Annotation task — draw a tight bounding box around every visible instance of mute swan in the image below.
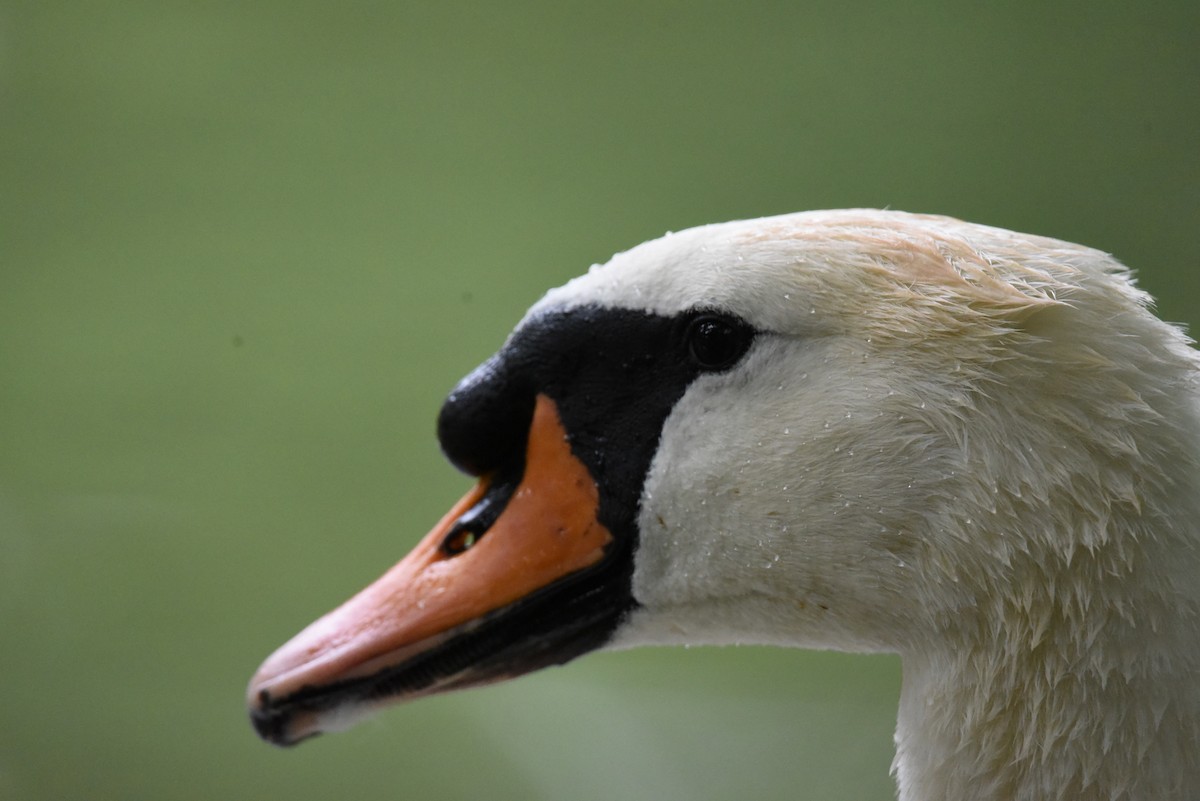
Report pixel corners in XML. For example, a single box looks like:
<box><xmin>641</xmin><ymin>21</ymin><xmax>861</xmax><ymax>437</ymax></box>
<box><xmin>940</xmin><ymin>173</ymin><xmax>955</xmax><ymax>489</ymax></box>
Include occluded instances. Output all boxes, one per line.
<box><xmin>248</xmin><ymin>210</ymin><xmax>1200</xmax><ymax>800</ymax></box>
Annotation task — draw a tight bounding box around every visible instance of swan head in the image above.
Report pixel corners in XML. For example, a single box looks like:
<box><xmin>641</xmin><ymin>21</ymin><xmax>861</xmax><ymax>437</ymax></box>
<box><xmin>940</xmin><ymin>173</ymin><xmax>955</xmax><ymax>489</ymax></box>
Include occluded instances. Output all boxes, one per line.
<box><xmin>247</xmin><ymin>210</ymin><xmax>1200</xmax><ymax>749</ymax></box>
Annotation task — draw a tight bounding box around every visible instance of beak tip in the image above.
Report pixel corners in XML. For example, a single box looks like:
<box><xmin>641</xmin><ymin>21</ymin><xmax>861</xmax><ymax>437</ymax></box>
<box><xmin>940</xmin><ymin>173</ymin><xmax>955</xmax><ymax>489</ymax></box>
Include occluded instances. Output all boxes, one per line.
<box><xmin>248</xmin><ymin>687</ymin><xmax>283</xmax><ymax>744</ymax></box>
<box><xmin>248</xmin><ymin>691</ymin><xmax>321</xmax><ymax>748</ymax></box>
<box><xmin>246</xmin><ymin>679</ymin><xmax>303</xmax><ymax>747</ymax></box>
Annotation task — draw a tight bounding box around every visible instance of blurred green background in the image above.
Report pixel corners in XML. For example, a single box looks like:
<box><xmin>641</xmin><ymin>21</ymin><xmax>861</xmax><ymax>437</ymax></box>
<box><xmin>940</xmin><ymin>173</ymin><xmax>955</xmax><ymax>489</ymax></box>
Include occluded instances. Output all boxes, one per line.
<box><xmin>2</xmin><ymin>2</ymin><xmax>1197</xmax><ymax>800</ymax></box>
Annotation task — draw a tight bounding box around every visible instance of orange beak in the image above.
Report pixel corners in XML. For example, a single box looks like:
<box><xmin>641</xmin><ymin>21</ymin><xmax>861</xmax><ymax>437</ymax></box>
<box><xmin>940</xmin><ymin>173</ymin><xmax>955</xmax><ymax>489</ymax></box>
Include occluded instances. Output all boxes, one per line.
<box><xmin>247</xmin><ymin>394</ymin><xmax>615</xmax><ymax>745</ymax></box>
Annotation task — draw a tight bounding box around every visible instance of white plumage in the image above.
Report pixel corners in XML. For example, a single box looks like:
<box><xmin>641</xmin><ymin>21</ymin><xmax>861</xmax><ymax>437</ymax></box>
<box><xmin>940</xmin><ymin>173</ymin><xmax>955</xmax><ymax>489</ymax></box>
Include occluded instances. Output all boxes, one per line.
<box><xmin>545</xmin><ymin>210</ymin><xmax>1200</xmax><ymax>800</ymax></box>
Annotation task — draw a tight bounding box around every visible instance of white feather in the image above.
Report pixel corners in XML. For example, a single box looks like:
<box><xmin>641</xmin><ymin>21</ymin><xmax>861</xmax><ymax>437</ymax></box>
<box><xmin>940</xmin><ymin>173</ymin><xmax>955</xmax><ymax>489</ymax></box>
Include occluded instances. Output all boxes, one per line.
<box><xmin>539</xmin><ymin>210</ymin><xmax>1200</xmax><ymax>801</ymax></box>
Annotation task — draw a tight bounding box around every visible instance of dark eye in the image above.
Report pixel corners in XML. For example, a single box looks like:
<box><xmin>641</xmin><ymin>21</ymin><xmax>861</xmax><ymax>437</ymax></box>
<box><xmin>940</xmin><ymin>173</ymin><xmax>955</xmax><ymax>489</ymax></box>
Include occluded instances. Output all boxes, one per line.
<box><xmin>685</xmin><ymin>313</ymin><xmax>754</xmax><ymax>371</ymax></box>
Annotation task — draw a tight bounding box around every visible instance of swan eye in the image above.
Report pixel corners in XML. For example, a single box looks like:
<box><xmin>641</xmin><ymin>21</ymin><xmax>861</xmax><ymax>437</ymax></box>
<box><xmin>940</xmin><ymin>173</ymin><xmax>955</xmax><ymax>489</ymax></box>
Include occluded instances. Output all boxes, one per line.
<box><xmin>685</xmin><ymin>313</ymin><xmax>754</xmax><ymax>371</ymax></box>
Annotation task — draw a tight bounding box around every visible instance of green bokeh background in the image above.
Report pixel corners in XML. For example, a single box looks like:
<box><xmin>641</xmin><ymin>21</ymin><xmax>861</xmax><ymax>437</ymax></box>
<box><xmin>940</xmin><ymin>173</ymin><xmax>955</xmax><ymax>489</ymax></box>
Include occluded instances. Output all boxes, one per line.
<box><xmin>2</xmin><ymin>3</ymin><xmax>1197</xmax><ymax>800</ymax></box>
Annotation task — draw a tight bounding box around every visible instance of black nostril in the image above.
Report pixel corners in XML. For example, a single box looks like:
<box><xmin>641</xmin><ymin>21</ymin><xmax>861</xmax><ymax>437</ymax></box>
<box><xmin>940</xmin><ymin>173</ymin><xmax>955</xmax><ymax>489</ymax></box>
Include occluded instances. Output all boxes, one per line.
<box><xmin>437</xmin><ymin>353</ymin><xmax>535</xmax><ymax>477</ymax></box>
<box><xmin>439</xmin><ymin>471</ymin><xmax>521</xmax><ymax>556</ymax></box>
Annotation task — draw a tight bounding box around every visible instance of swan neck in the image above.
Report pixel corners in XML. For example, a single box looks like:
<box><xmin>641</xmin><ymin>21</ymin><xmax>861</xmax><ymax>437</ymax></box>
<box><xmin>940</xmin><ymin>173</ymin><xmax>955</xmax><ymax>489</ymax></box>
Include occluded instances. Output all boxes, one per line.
<box><xmin>894</xmin><ymin>624</ymin><xmax>1200</xmax><ymax>801</ymax></box>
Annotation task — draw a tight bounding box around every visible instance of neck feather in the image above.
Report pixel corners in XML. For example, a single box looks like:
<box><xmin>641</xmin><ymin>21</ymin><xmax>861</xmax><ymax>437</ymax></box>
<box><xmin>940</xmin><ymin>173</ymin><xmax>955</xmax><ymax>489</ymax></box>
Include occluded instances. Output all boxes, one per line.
<box><xmin>894</xmin><ymin>505</ymin><xmax>1200</xmax><ymax>801</ymax></box>
<box><xmin>887</xmin><ymin>294</ymin><xmax>1200</xmax><ymax>801</ymax></box>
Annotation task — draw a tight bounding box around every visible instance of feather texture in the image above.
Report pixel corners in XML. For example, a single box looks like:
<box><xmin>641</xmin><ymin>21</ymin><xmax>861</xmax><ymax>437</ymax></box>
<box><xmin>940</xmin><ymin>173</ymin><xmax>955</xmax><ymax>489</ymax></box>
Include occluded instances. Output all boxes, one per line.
<box><xmin>540</xmin><ymin>210</ymin><xmax>1200</xmax><ymax>800</ymax></box>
